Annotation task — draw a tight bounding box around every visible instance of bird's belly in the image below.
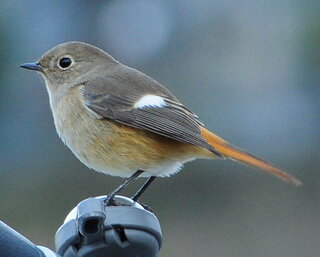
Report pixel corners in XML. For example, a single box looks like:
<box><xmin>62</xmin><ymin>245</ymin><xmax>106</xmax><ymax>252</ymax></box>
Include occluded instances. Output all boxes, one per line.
<box><xmin>63</xmin><ymin>118</ymin><xmax>203</xmax><ymax>177</ymax></box>
<box><xmin>52</xmin><ymin>87</ymin><xmax>213</xmax><ymax>177</ymax></box>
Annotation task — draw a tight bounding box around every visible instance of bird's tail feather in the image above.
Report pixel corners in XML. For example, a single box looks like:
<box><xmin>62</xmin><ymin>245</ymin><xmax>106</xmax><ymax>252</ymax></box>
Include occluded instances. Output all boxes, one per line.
<box><xmin>200</xmin><ymin>127</ymin><xmax>302</xmax><ymax>186</ymax></box>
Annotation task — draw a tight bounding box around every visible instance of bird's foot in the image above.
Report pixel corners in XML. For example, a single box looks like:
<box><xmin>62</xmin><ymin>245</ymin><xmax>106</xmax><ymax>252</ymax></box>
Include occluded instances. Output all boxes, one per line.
<box><xmin>104</xmin><ymin>170</ymin><xmax>144</xmax><ymax>206</ymax></box>
<box><xmin>135</xmin><ymin>200</ymin><xmax>154</xmax><ymax>213</ymax></box>
<box><xmin>104</xmin><ymin>194</ymin><xmax>116</xmax><ymax>206</ymax></box>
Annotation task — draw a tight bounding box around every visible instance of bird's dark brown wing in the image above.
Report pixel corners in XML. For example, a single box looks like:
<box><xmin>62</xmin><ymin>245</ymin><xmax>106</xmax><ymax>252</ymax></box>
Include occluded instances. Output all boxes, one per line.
<box><xmin>82</xmin><ymin>77</ymin><xmax>222</xmax><ymax>156</ymax></box>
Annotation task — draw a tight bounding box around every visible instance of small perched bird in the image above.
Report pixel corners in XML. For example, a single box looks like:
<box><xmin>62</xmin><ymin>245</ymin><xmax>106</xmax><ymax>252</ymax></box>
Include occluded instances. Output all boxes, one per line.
<box><xmin>21</xmin><ymin>42</ymin><xmax>301</xmax><ymax>204</ymax></box>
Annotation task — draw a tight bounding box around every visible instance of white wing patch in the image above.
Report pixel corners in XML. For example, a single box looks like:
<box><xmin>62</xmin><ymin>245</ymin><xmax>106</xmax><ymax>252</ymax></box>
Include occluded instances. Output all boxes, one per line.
<box><xmin>134</xmin><ymin>94</ymin><xmax>166</xmax><ymax>109</ymax></box>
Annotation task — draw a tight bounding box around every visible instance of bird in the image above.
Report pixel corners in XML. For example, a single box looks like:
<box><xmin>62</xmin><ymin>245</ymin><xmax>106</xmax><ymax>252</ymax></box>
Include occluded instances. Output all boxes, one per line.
<box><xmin>20</xmin><ymin>42</ymin><xmax>301</xmax><ymax>204</ymax></box>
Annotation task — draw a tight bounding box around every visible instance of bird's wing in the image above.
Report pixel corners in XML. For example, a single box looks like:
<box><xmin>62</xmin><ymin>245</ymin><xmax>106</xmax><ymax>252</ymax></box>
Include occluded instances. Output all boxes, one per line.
<box><xmin>81</xmin><ymin>76</ymin><xmax>301</xmax><ymax>186</ymax></box>
<box><xmin>81</xmin><ymin>77</ymin><xmax>222</xmax><ymax>156</ymax></box>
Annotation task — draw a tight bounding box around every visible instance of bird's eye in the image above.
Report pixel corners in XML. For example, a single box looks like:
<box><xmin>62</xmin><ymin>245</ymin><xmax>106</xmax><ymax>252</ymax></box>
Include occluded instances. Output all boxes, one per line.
<box><xmin>58</xmin><ymin>57</ymin><xmax>72</xmax><ymax>69</ymax></box>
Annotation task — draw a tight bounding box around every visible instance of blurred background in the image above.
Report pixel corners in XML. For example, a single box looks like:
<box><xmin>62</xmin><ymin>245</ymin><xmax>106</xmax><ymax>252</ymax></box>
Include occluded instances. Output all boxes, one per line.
<box><xmin>0</xmin><ymin>1</ymin><xmax>319</xmax><ymax>256</ymax></box>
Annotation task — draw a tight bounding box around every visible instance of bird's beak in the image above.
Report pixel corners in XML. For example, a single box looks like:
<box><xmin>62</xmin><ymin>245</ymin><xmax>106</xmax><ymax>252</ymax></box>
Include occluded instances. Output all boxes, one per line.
<box><xmin>20</xmin><ymin>62</ymin><xmax>43</xmax><ymax>72</ymax></box>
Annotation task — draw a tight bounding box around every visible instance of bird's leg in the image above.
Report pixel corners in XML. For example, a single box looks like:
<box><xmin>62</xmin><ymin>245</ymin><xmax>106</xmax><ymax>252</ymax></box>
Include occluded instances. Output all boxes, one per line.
<box><xmin>104</xmin><ymin>170</ymin><xmax>144</xmax><ymax>205</ymax></box>
<box><xmin>131</xmin><ymin>176</ymin><xmax>157</xmax><ymax>202</ymax></box>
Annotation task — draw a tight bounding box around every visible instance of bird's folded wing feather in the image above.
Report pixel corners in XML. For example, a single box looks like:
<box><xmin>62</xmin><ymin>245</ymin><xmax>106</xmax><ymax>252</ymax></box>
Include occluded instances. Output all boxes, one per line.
<box><xmin>81</xmin><ymin>77</ymin><xmax>222</xmax><ymax>156</ymax></box>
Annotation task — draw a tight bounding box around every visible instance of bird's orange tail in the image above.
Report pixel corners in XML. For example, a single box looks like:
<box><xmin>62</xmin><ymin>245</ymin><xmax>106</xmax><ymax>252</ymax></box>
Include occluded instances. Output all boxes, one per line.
<box><xmin>200</xmin><ymin>127</ymin><xmax>302</xmax><ymax>186</ymax></box>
